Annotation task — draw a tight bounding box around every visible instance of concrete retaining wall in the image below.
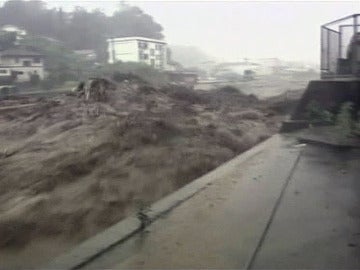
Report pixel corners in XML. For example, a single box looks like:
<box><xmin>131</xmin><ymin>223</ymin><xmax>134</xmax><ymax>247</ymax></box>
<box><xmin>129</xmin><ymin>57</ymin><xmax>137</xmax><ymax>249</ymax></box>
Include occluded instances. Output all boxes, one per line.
<box><xmin>291</xmin><ymin>79</ymin><xmax>360</xmax><ymax>120</ymax></box>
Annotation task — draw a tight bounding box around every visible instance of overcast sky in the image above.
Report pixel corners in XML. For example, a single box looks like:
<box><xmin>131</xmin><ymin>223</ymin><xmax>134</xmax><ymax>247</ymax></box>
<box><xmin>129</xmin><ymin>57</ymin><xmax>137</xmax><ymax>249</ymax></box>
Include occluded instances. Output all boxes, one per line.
<box><xmin>8</xmin><ymin>1</ymin><xmax>360</xmax><ymax>63</ymax></box>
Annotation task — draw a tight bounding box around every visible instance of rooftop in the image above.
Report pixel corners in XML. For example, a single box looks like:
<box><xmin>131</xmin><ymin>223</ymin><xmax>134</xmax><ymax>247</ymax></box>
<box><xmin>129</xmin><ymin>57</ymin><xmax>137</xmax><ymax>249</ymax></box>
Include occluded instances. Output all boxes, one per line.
<box><xmin>0</xmin><ymin>48</ymin><xmax>43</xmax><ymax>57</ymax></box>
<box><xmin>74</xmin><ymin>50</ymin><xmax>96</xmax><ymax>54</ymax></box>
<box><xmin>106</xmin><ymin>36</ymin><xmax>167</xmax><ymax>44</ymax></box>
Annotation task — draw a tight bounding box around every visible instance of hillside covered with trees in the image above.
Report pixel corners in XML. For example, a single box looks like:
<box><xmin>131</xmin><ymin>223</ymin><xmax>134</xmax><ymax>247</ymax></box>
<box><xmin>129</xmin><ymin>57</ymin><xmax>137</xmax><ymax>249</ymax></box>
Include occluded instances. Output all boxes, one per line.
<box><xmin>0</xmin><ymin>0</ymin><xmax>165</xmax><ymax>61</ymax></box>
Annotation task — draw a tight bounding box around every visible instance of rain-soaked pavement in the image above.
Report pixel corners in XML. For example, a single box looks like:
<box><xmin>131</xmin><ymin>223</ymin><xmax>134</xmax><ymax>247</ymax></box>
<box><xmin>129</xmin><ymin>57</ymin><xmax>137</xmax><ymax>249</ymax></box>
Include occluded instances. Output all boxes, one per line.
<box><xmin>79</xmin><ymin>135</ymin><xmax>360</xmax><ymax>269</ymax></box>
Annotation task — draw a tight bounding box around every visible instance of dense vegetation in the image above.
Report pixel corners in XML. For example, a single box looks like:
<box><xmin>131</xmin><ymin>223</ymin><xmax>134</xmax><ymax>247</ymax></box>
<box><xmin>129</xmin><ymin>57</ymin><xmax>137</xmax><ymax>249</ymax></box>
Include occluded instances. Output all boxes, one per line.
<box><xmin>0</xmin><ymin>0</ymin><xmax>168</xmax><ymax>89</ymax></box>
<box><xmin>306</xmin><ymin>101</ymin><xmax>360</xmax><ymax>137</ymax></box>
<box><xmin>0</xmin><ymin>0</ymin><xmax>164</xmax><ymax>62</ymax></box>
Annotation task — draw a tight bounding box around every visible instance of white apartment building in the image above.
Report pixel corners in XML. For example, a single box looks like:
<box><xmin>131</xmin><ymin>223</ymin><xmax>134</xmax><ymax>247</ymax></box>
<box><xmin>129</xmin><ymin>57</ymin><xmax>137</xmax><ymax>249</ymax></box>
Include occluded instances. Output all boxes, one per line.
<box><xmin>107</xmin><ymin>37</ymin><xmax>167</xmax><ymax>69</ymax></box>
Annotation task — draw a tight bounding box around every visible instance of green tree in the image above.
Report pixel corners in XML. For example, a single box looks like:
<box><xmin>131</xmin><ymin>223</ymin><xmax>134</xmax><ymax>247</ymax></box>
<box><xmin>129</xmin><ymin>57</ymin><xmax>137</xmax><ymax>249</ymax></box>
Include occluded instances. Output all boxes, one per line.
<box><xmin>0</xmin><ymin>31</ymin><xmax>17</xmax><ymax>50</ymax></box>
<box><xmin>335</xmin><ymin>102</ymin><xmax>354</xmax><ymax>136</ymax></box>
<box><xmin>19</xmin><ymin>36</ymin><xmax>89</xmax><ymax>85</ymax></box>
<box><xmin>0</xmin><ymin>0</ymin><xmax>165</xmax><ymax>62</ymax></box>
<box><xmin>108</xmin><ymin>6</ymin><xmax>163</xmax><ymax>39</ymax></box>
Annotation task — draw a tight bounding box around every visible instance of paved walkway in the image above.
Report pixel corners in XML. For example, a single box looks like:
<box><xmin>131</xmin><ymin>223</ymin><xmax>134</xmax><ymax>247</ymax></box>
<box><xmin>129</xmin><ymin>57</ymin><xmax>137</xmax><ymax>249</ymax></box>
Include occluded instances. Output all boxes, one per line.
<box><xmin>75</xmin><ymin>135</ymin><xmax>360</xmax><ymax>269</ymax></box>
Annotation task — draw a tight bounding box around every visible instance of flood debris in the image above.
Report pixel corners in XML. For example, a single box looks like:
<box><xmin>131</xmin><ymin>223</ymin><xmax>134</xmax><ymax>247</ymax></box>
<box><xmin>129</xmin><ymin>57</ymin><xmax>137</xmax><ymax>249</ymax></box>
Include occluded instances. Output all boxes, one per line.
<box><xmin>73</xmin><ymin>77</ymin><xmax>117</xmax><ymax>101</ymax></box>
<box><xmin>0</xmin><ymin>78</ymin><xmax>289</xmax><ymax>266</ymax></box>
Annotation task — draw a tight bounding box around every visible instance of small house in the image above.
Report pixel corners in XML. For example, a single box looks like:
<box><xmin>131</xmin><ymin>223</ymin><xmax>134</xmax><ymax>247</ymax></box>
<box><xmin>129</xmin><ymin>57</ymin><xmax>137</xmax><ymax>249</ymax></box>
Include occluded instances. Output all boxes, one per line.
<box><xmin>0</xmin><ymin>48</ymin><xmax>44</xmax><ymax>83</ymax></box>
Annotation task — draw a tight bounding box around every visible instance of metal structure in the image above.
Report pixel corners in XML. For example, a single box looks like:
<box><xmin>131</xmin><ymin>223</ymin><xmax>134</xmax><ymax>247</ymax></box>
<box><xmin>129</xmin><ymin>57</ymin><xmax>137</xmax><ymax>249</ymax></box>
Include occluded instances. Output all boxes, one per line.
<box><xmin>321</xmin><ymin>14</ymin><xmax>360</xmax><ymax>78</ymax></box>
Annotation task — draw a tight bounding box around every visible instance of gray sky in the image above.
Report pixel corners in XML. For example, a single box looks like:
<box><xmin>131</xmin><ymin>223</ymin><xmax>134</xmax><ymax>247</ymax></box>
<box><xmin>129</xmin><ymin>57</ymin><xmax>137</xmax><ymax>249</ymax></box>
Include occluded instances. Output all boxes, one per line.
<box><xmin>12</xmin><ymin>1</ymin><xmax>360</xmax><ymax>63</ymax></box>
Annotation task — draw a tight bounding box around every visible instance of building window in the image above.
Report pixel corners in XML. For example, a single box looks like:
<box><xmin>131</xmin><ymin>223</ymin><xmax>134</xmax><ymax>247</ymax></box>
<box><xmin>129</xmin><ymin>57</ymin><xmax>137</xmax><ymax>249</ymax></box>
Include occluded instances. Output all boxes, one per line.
<box><xmin>139</xmin><ymin>53</ymin><xmax>149</xmax><ymax>60</ymax></box>
<box><xmin>150</xmin><ymin>49</ymin><xmax>155</xmax><ymax>56</ymax></box>
<box><xmin>15</xmin><ymin>57</ymin><xmax>19</xmax><ymax>64</ymax></box>
<box><xmin>155</xmin><ymin>44</ymin><xmax>163</xmax><ymax>51</ymax></box>
<box><xmin>23</xmin><ymin>60</ymin><xmax>31</xmax><ymax>67</ymax></box>
<box><xmin>155</xmin><ymin>55</ymin><xmax>162</xmax><ymax>60</ymax></box>
<box><xmin>34</xmin><ymin>57</ymin><xmax>41</xmax><ymax>63</ymax></box>
<box><xmin>138</xmin><ymin>41</ymin><xmax>148</xmax><ymax>49</ymax></box>
<box><xmin>0</xmin><ymin>69</ymin><xmax>7</xmax><ymax>74</ymax></box>
<box><xmin>150</xmin><ymin>59</ymin><xmax>155</xmax><ymax>67</ymax></box>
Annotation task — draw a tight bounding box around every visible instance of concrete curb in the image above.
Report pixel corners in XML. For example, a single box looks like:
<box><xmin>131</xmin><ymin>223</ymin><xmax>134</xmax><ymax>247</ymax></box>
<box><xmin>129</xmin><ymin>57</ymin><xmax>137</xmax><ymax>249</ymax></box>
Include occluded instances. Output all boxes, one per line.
<box><xmin>46</xmin><ymin>135</ymin><xmax>279</xmax><ymax>270</ymax></box>
<box><xmin>297</xmin><ymin>136</ymin><xmax>360</xmax><ymax>148</ymax></box>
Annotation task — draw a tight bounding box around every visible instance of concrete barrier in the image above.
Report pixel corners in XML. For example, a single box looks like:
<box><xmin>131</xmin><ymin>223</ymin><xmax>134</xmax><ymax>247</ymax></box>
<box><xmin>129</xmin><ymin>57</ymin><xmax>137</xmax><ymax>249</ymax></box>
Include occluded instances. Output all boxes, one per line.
<box><xmin>291</xmin><ymin>78</ymin><xmax>360</xmax><ymax>120</ymax></box>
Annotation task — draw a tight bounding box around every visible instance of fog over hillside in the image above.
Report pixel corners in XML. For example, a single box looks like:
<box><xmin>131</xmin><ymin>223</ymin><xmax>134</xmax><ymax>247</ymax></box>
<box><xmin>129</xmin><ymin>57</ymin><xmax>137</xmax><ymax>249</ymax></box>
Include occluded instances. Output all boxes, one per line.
<box><xmin>169</xmin><ymin>45</ymin><xmax>215</xmax><ymax>67</ymax></box>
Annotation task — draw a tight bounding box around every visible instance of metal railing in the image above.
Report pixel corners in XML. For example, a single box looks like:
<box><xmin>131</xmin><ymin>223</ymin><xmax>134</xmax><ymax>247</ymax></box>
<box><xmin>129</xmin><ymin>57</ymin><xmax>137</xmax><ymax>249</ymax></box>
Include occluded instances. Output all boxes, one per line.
<box><xmin>321</xmin><ymin>14</ymin><xmax>360</xmax><ymax>78</ymax></box>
